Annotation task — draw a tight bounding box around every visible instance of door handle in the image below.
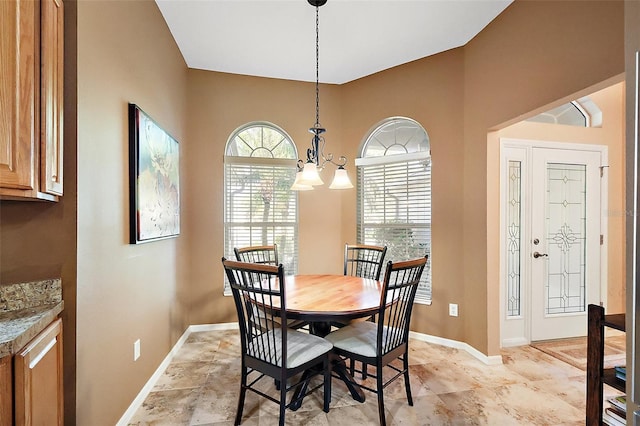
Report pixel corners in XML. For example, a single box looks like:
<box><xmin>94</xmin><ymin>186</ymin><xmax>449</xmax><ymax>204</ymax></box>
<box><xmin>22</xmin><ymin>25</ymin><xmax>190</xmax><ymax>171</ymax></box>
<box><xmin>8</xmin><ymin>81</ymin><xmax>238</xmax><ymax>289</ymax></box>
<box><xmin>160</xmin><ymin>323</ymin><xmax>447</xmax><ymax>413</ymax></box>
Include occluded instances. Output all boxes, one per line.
<box><xmin>533</xmin><ymin>251</ymin><xmax>548</xmax><ymax>258</ymax></box>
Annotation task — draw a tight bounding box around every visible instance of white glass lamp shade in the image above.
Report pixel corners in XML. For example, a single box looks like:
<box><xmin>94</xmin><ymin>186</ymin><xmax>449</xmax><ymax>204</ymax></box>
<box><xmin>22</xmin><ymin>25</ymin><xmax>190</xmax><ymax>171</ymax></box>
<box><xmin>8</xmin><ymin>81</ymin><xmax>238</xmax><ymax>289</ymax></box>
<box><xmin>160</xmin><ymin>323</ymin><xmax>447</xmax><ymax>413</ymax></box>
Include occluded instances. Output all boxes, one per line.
<box><xmin>291</xmin><ymin>171</ymin><xmax>313</xmax><ymax>191</ymax></box>
<box><xmin>329</xmin><ymin>167</ymin><xmax>354</xmax><ymax>189</ymax></box>
<box><xmin>299</xmin><ymin>162</ymin><xmax>324</xmax><ymax>186</ymax></box>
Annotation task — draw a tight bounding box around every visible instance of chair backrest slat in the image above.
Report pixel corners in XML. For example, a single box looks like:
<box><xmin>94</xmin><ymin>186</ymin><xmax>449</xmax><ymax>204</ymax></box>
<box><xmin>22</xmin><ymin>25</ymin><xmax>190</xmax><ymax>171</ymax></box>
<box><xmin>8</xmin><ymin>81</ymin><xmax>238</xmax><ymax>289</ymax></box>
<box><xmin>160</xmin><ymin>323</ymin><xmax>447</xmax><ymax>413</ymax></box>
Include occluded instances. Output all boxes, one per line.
<box><xmin>222</xmin><ymin>258</ymin><xmax>287</xmax><ymax>367</ymax></box>
<box><xmin>376</xmin><ymin>255</ymin><xmax>428</xmax><ymax>356</ymax></box>
<box><xmin>234</xmin><ymin>244</ymin><xmax>279</xmax><ymax>266</ymax></box>
<box><xmin>344</xmin><ymin>244</ymin><xmax>387</xmax><ymax>280</ymax></box>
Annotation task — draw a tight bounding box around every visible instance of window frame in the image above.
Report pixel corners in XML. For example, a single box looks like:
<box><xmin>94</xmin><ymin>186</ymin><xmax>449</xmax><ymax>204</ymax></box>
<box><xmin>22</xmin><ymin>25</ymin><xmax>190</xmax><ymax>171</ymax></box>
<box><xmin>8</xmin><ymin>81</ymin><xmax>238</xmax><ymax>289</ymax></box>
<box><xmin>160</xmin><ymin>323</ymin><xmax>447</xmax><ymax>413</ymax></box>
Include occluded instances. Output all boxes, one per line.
<box><xmin>223</xmin><ymin>122</ymin><xmax>299</xmax><ymax>295</ymax></box>
<box><xmin>356</xmin><ymin>117</ymin><xmax>432</xmax><ymax>304</ymax></box>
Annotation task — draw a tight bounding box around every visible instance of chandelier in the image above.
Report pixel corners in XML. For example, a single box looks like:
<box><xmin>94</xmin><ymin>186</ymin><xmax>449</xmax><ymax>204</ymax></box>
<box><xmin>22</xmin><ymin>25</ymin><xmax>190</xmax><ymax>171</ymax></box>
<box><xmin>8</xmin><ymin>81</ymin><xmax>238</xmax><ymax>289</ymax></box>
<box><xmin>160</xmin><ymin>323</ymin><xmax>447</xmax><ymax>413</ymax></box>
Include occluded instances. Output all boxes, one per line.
<box><xmin>291</xmin><ymin>0</ymin><xmax>353</xmax><ymax>191</ymax></box>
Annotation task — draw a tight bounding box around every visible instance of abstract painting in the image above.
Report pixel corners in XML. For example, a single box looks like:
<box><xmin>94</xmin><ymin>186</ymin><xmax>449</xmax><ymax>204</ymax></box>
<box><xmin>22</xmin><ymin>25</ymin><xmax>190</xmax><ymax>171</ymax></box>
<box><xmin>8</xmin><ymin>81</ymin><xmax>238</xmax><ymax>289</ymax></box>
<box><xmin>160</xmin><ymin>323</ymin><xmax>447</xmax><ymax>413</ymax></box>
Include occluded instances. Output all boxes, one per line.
<box><xmin>128</xmin><ymin>103</ymin><xmax>180</xmax><ymax>243</ymax></box>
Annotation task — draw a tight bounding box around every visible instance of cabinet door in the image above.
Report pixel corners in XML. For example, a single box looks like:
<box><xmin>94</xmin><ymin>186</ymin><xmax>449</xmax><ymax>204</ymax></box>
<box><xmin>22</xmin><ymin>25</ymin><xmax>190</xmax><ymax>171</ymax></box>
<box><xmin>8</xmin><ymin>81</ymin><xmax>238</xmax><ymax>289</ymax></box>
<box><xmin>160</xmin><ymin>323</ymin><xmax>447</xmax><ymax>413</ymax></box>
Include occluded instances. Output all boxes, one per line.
<box><xmin>14</xmin><ymin>318</ymin><xmax>63</xmax><ymax>426</ymax></box>
<box><xmin>0</xmin><ymin>356</ymin><xmax>12</xmax><ymax>426</ymax></box>
<box><xmin>40</xmin><ymin>0</ymin><xmax>64</xmax><ymax>196</ymax></box>
<box><xmin>0</xmin><ymin>0</ymin><xmax>38</xmax><ymax>191</ymax></box>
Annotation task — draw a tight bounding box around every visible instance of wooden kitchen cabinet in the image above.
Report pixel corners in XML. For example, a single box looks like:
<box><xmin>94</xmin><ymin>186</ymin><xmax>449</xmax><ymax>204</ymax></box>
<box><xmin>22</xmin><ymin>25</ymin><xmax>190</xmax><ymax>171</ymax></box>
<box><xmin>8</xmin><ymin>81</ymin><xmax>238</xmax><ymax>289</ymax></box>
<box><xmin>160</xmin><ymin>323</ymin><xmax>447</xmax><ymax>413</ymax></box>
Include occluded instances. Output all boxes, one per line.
<box><xmin>14</xmin><ymin>318</ymin><xmax>63</xmax><ymax>426</ymax></box>
<box><xmin>0</xmin><ymin>0</ymin><xmax>64</xmax><ymax>201</ymax></box>
<box><xmin>0</xmin><ymin>356</ymin><xmax>12</xmax><ymax>426</ymax></box>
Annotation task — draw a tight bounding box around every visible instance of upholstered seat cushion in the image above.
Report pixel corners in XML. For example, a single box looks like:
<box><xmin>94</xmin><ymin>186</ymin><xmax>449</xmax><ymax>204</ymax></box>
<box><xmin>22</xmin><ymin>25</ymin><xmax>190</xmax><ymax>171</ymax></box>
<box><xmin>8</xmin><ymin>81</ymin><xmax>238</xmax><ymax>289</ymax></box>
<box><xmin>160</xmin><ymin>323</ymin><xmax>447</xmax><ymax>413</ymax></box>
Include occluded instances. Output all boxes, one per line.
<box><xmin>325</xmin><ymin>321</ymin><xmax>398</xmax><ymax>358</ymax></box>
<box><xmin>247</xmin><ymin>328</ymin><xmax>332</xmax><ymax>368</ymax></box>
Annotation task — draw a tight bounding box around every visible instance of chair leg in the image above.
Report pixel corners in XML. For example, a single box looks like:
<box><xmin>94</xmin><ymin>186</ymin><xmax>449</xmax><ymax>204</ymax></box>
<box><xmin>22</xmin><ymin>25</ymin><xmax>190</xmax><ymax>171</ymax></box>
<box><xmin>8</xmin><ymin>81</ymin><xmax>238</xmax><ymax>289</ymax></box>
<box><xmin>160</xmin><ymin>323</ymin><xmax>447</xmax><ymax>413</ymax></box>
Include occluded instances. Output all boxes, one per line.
<box><xmin>362</xmin><ymin>316</ymin><xmax>375</xmax><ymax>379</ymax></box>
<box><xmin>279</xmin><ymin>374</ymin><xmax>287</xmax><ymax>426</ymax></box>
<box><xmin>235</xmin><ymin>367</ymin><xmax>247</xmax><ymax>426</ymax></box>
<box><xmin>323</xmin><ymin>357</ymin><xmax>331</xmax><ymax>413</ymax></box>
<box><xmin>376</xmin><ymin>363</ymin><xmax>387</xmax><ymax>426</ymax></box>
<box><xmin>403</xmin><ymin>354</ymin><xmax>413</xmax><ymax>406</ymax></box>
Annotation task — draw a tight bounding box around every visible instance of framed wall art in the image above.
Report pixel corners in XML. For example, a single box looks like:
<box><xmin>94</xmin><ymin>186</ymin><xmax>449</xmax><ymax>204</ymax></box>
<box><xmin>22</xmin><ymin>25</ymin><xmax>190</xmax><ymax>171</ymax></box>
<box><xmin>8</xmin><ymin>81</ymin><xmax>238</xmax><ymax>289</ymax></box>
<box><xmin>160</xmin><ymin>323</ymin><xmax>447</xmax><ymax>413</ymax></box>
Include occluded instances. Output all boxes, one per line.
<box><xmin>128</xmin><ymin>103</ymin><xmax>180</xmax><ymax>244</ymax></box>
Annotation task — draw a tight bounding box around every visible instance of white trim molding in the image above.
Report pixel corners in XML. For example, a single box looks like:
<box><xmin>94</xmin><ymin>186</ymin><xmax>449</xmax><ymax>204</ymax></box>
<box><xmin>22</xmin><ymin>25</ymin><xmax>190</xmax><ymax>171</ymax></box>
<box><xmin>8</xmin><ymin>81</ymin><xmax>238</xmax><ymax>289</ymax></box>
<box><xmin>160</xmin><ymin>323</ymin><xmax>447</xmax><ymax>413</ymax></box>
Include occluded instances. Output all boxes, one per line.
<box><xmin>409</xmin><ymin>331</ymin><xmax>504</xmax><ymax>365</ymax></box>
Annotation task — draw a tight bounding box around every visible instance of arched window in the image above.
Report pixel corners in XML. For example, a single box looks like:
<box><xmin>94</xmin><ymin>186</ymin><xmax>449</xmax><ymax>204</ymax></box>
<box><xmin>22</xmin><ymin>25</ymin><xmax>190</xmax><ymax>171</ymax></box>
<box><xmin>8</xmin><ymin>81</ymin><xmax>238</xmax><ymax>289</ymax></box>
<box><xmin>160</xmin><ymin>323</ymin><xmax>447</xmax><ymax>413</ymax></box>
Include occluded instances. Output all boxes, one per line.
<box><xmin>526</xmin><ymin>97</ymin><xmax>602</xmax><ymax>127</ymax></box>
<box><xmin>356</xmin><ymin>117</ymin><xmax>432</xmax><ymax>303</ymax></box>
<box><xmin>223</xmin><ymin>122</ymin><xmax>299</xmax><ymax>293</ymax></box>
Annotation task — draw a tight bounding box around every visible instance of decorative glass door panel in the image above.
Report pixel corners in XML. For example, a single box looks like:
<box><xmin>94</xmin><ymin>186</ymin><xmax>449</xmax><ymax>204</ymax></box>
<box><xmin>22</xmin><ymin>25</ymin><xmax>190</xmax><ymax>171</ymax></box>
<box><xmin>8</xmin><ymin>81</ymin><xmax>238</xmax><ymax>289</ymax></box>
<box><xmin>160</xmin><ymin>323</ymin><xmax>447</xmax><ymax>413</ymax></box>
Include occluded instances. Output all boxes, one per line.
<box><xmin>545</xmin><ymin>163</ymin><xmax>587</xmax><ymax>315</ymax></box>
<box><xmin>506</xmin><ymin>160</ymin><xmax>522</xmax><ymax>318</ymax></box>
<box><xmin>530</xmin><ymin>148</ymin><xmax>601</xmax><ymax>341</ymax></box>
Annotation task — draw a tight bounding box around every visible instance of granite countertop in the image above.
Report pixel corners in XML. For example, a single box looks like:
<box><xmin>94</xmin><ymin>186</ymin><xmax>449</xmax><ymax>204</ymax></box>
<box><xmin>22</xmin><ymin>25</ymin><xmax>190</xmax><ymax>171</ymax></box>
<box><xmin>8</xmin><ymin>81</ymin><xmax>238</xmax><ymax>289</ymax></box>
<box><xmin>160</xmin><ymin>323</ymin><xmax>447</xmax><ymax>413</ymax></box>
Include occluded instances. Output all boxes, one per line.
<box><xmin>0</xmin><ymin>279</ymin><xmax>63</xmax><ymax>358</ymax></box>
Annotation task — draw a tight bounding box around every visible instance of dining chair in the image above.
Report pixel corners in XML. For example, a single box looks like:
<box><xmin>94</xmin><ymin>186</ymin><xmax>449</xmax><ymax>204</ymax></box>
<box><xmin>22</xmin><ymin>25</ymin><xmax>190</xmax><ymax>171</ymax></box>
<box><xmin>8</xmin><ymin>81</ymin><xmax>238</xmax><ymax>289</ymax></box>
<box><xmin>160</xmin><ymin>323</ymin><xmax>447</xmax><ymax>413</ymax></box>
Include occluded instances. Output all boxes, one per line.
<box><xmin>344</xmin><ymin>243</ymin><xmax>388</xmax><ymax>280</ymax></box>
<box><xmin>339</xmin><ymin>243</ymin><xmax>388</xmax><ymax>378</ymax></box>
<box><xmin>325</xmin><ymin>255</ymin><xmax>428</xmax><ymax>426</ymax></box>
<box><xmin>234</xmin><ymin>244</ymin><xmax>308</xmax><ymax>331</ymax></box>
<box><xmin>221</xmin><ymin>258</ymin><xmax>332</xmax><ymax>426</ymax></box>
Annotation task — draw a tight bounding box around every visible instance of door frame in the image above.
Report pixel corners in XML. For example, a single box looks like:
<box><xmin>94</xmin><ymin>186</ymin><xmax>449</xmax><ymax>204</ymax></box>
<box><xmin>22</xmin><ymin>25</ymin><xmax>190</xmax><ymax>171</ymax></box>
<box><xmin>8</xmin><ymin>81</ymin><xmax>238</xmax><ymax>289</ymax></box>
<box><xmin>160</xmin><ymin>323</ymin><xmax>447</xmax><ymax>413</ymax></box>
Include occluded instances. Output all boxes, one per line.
<box><xmin>499</xmin><ymin>138</ymin><xmax>608</xmax><ymax>347</ymax></box>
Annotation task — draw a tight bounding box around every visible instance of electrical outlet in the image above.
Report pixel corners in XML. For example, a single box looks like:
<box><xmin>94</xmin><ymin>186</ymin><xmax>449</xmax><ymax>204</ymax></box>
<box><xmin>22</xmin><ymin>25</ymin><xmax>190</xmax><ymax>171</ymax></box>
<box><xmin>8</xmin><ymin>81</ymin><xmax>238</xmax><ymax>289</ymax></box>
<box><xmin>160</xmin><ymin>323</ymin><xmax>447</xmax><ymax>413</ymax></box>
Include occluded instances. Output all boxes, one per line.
<box><xmin>134</xmin><ymin>339</ymin><xmax>141</xmax><ymax>361</ymax></box>
<box><xmin>449</xmin><ymin>303</ymin><xmax>458</xmax><ymax>317</ymax></box>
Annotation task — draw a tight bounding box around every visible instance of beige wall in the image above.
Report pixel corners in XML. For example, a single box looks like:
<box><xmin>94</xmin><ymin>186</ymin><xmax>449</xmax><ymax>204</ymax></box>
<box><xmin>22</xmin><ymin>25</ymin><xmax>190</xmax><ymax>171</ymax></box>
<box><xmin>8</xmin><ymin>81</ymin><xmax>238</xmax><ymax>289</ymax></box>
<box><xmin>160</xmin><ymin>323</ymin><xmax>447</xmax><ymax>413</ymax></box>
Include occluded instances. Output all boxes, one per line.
<box><xmin>76</xmin><ymin>0</ymin><xmax>187</xmax><ymax>424</ymax></box>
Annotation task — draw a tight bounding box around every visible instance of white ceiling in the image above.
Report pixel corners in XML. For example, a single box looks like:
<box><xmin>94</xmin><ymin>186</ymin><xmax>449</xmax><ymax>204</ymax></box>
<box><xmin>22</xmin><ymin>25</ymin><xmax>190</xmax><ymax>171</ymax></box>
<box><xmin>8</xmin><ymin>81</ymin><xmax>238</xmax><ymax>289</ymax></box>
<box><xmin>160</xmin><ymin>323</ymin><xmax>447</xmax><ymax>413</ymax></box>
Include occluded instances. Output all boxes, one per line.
<box><xmin>156</xmin><ymin>0</ymin><xmax>513</xmax><ymax>85</ymax></box>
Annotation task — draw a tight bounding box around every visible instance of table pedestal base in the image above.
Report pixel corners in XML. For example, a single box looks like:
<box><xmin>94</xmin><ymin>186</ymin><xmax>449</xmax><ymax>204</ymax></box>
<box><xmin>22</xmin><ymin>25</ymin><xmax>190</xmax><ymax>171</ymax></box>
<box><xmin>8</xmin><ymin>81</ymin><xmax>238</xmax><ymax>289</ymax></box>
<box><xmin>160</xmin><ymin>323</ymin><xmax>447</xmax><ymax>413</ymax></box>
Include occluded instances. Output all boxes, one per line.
<box><xmin>290</xmin><ymin>322</ymin><xmax>366</xmax><ymax>410</ymax></box>
<box><xmin>290</xmin><ymin>355</ymin><xmax>365</xmax><ymax>410</ymax></box>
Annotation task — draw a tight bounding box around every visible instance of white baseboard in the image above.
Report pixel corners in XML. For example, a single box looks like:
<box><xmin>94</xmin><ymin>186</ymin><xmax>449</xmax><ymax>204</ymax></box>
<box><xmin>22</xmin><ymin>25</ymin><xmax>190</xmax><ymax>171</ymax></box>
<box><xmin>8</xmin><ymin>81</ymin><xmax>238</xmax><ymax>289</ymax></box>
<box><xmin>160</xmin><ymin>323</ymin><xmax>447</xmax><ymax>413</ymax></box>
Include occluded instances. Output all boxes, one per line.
<box><xmin>409</xmin><ymin>331</ymin><xmax>504</xmax><ymax>365</ymax></box>
<box><xmin>115</xmin><ymin>323</ymin><xmax>238</xmax><ymax>426</ymax></box>
<box><xmin>117</xmin><ymin>323</ymin><xmax>500</xmax><ymax>423</ymax></box>
<box><xmin>188</xmin><ymin>322</ymin><xmax>239</xmax><ymax>333</ymax></box>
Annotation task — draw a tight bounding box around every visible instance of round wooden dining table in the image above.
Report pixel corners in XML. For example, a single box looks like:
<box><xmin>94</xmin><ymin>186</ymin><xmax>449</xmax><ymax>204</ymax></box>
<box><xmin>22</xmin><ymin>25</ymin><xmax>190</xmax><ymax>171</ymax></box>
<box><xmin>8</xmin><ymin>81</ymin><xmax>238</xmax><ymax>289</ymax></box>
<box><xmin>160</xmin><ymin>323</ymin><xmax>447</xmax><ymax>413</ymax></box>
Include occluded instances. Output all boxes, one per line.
<box><xmin>277</xmin><ymin>274</ymin><xmax>384</xmax><ymax>408</ymax></box>
<box><xmin>281</xmin><ymin>274</ymin><xmax>382</xmax><ymax>334</ymax></box>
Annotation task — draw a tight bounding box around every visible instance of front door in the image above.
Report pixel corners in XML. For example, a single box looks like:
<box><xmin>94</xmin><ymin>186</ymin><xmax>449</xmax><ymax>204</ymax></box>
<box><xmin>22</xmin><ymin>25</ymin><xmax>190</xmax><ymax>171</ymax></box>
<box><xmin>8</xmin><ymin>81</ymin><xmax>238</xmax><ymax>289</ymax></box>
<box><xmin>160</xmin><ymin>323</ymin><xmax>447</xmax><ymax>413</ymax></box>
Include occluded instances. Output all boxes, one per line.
<box><xmin>501</xmin><ymin>140</ymin><xmax>605</xmax><ymax>344</ymax></box>
<box><xmin>529</xmin><ymin>147</ymin><xmax>602</xmax><ymax>341</ymax></box>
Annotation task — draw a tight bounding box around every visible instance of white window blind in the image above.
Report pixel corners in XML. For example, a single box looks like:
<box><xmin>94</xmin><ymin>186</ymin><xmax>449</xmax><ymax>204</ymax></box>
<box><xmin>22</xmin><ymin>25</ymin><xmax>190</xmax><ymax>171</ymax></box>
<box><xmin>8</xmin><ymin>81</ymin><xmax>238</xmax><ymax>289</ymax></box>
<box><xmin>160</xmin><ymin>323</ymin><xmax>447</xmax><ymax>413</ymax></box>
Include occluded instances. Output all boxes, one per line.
<box><xmin>356</xmin><ymin>118</ymin><xmax>431</xmax><ymax>303</ymax></box>
<box><xmin>223</xmin><ymin>123</ymin><xmax>298</xmax><ymax>295</ymax></box>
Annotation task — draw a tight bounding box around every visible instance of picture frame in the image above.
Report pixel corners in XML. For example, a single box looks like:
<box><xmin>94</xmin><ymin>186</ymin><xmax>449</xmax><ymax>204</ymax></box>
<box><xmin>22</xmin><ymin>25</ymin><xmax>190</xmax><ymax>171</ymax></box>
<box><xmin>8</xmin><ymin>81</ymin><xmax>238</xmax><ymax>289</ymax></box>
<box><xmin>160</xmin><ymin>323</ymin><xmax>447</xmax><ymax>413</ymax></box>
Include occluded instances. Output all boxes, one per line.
<box><xmin>128</xmin><ymin>103</ymin><xmax>180</xmax><ymax>244</ymax></box>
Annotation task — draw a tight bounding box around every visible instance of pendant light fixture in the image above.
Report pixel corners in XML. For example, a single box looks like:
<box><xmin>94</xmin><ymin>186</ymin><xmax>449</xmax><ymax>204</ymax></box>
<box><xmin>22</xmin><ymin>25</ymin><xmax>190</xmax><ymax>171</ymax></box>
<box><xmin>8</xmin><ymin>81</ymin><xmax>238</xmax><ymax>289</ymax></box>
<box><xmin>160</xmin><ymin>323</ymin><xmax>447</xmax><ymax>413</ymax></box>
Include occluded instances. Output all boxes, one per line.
<box><xmin>291</xmin><ymin>0</ymin><xmax>353</xmax><ymax>191</ymax></box>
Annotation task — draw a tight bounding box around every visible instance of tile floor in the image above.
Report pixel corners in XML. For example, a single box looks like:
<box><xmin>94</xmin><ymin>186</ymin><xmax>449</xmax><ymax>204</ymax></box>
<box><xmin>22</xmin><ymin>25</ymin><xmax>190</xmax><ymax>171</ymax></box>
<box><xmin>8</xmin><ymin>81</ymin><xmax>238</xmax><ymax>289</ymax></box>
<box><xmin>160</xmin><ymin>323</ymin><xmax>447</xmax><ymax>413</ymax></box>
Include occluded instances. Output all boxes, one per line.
<box><xmin>128</xmin><ymin>329</ymin><xmax>622</xmax><ymax>425</ymax></box>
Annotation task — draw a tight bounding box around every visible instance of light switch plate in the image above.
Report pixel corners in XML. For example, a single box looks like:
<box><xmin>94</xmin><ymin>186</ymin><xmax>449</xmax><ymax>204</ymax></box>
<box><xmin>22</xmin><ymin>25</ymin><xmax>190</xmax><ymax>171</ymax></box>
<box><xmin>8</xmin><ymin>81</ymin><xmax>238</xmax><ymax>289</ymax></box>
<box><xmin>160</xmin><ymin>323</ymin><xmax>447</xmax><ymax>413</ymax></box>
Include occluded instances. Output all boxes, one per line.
<box><xmin>134</xmin><ymin>339</ymin><xmax>141</xmax><ymax>361</ymax></box>
<box><xmin>449</xmin><ymin>303</ymin><xmax>458</xmax><ymax>317</ymax></box>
